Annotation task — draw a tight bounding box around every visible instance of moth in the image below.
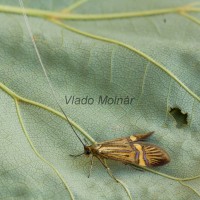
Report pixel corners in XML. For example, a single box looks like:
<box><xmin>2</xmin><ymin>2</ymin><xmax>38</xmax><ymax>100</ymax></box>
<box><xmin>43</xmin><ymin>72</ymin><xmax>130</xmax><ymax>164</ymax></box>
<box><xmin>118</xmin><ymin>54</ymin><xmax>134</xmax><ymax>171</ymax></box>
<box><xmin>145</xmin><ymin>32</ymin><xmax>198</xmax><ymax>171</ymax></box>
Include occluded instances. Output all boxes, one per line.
<box><xmin>83</xmin><ymin>131</ymin><xmax>170</xmax><ymax>172</ymax></box>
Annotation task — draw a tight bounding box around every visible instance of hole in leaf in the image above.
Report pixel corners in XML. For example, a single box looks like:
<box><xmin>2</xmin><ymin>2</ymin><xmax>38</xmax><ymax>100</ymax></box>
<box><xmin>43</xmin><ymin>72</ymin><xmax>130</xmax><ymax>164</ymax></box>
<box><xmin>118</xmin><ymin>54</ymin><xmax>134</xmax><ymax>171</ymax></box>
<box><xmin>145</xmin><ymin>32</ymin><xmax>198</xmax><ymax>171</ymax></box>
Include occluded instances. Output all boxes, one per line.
<box><xmin>169</xmin><ymin>107</ymin><xmax>188</xmax><ymax>128</ymax></box>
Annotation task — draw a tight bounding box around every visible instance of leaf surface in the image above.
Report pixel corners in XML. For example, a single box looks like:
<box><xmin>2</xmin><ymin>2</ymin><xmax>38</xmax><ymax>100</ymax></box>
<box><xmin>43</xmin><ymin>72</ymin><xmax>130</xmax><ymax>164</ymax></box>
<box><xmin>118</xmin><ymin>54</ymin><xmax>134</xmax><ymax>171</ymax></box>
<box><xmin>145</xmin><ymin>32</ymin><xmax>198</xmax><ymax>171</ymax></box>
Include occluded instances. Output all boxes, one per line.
<box><xmin>1</xmin><ymin>0</ymin><xmax>200</xmax><ymax>199</ymax></box>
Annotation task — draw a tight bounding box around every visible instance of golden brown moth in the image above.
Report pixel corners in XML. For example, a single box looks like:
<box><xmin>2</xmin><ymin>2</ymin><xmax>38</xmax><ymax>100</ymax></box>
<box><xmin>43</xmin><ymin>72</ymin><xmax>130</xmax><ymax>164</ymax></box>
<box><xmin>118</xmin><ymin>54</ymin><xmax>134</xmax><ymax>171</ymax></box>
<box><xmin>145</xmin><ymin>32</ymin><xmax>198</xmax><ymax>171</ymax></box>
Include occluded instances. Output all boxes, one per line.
<box><xmin>83</xmin><ymin>132</ymin><xmax>170</xmax><ymax>172</ymax></box>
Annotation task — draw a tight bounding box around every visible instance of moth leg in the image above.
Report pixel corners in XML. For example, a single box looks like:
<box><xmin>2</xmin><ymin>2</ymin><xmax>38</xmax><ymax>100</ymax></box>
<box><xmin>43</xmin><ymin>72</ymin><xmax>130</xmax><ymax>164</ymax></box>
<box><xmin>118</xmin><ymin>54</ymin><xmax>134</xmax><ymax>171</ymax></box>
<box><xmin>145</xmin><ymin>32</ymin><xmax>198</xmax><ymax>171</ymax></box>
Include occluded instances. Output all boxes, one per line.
<box><xmin>97</xmin><ymin>157</ymin><xmax>119</xmax><ymax>183</ymax></box>
<box><xmin>69</xmin><ymin>152</ymin><xmax>84</xmax><ymax>157</ymax></box>
<box><xmin>88</xmin><ymin>155</ymin><xmax>94</xmax><ymax>178</ymax></box>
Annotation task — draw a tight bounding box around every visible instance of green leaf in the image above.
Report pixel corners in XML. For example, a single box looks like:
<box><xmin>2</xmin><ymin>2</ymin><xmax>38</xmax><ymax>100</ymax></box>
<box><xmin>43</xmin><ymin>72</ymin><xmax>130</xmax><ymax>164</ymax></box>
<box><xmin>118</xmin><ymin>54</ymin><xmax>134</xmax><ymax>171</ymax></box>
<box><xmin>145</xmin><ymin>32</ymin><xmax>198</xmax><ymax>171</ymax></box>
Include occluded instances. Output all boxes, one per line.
<box><xmin>1</xmin><ymin>0</ymin><xmax>200</xmax><ymax>199</ymax></box>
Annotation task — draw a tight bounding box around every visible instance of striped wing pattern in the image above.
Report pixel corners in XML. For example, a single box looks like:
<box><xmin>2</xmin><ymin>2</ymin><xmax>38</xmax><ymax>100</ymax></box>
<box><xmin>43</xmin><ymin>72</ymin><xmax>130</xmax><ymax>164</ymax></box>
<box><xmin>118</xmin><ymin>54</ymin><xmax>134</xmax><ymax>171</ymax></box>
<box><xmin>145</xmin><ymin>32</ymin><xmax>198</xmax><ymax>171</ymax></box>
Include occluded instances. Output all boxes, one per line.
<box><xmin>93</xmin><ymin>132</ymin><xmax>170</xmax><ymax>167</ymax></box>
<box><xmin>131</xmin><ymin>142</ymin><xmax>170</xmax><ymax>166</ymax></box>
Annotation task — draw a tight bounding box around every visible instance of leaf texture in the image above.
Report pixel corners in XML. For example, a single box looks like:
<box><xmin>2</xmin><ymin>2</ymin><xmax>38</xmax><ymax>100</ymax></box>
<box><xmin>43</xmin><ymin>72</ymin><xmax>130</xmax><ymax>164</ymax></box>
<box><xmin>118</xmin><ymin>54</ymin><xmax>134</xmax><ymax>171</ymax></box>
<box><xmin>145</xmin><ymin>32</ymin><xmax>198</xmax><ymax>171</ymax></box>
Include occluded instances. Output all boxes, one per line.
<box><xmin>0</xmin><ymin>0</ymin><xmax>200</xmax><ymax>199</ymax></box>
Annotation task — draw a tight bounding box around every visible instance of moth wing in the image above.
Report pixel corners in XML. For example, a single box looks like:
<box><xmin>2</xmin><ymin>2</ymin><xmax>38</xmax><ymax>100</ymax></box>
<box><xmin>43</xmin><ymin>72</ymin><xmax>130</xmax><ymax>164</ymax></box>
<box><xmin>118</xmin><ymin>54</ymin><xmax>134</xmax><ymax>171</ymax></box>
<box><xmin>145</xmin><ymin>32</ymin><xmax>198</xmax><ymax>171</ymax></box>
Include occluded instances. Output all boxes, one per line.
<box><xmin>97</xmin><ymin>137</ymin><xmax>129</xmax><ymax>146</ymax></box>
<box><xmin>97</xmin><ymin>131</ymin><xmax>154</xmax><ymax>145</ymax></box>
<box><xmin>130</xmin><ymin>131</ymin><xmax>154</xmax><ymax>142</ymax></box>
<box><xmin>95</xmin><ymin>138</ymin><xmax>137</xmax><ymax>163</ymax></box>
<box><xmin>94</xmin><ymin>134</ymin><xmax>170</xmax><ymax>167</ymax></box>
<box><xmin>132</xmin><ymin>142</ymin><xmax>170</xmax><ymax>167</ymax></box>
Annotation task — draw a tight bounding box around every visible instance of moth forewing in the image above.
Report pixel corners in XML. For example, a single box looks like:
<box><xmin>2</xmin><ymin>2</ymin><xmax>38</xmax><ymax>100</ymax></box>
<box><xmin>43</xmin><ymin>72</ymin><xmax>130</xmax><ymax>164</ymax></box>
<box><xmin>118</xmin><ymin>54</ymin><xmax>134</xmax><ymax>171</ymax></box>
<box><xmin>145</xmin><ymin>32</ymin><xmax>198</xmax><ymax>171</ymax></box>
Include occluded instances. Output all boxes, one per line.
<box><xmin>85</xmin><ymin>132</ymin><xmax>170</xmax><ymax>168</ymax></box>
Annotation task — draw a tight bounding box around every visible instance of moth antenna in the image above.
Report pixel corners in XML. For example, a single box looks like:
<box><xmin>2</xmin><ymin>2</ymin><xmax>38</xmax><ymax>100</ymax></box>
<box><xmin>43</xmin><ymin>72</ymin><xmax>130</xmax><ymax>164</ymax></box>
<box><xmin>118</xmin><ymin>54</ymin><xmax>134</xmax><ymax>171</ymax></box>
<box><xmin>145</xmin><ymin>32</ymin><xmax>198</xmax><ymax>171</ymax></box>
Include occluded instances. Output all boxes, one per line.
<box><xmin>18</xmin><ymin>0</ymin><xmax>86</xmax><ymax>147</ymax></box>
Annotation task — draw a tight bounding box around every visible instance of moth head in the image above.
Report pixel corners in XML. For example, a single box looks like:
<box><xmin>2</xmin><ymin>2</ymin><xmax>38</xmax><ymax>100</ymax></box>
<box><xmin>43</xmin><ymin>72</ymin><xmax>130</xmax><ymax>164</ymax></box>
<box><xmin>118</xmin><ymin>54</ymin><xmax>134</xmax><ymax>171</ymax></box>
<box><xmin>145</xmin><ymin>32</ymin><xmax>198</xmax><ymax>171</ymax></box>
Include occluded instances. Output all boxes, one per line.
<box><xmin>84</xmin><ymin>146</ymin><xmax>91</xmax><ymax>156</ymax></box>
